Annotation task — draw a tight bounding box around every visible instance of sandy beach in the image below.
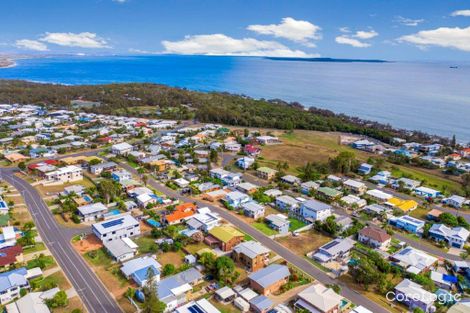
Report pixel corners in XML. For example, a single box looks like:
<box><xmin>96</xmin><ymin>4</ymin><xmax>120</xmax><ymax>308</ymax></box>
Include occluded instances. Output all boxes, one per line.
<box><xmin>0</xmin><ymin>58</ymin><xmax>16</xmax><ymax>68</ymax></box>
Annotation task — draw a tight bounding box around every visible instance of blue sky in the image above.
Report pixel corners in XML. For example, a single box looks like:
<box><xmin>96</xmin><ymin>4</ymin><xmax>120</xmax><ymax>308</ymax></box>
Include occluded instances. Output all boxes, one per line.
<box><xmin>2</xmin><ymin>0</ymin><xmax>470</xmax><ymax>60</ymax></box>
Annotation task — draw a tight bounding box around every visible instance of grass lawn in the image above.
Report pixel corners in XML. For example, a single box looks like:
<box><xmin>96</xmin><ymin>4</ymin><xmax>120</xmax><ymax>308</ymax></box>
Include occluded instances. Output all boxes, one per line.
<box><xmin>276</xmin><ymin>230</ymin><xmax>331</xmax><ymax>256</ymax></box>
<box><xmin>84</xmin><ymin>248</ymin><xmax>113</xmax><ymax>267</ymax></box>
<box><xmin>288</xmin><ymin>218</ymin><xmax>307</xmax><ymax>232</ymax></box>
<box><xmin>46</xmin><ymin>271</ymin><xmax>72</xmax><ymax>290</ymax></box>
<box><xmin>24</xmin><ymin>242</ymin><xmax>47</xmax><ymax>254</ymax></box>
<box><xmin>134</xmin><ymin>236</ymin><xmax>158</xmax><ymax>254</ymax></box>
<box><xmin>252</xmin><ymin>222</ymin><xmax>277</xmax><ymax>236</ymax></box>
<box><xmin>391</xmin><ymin>166</ymin><xmax>462</xmax><ymax>194</ymax></box>
<box><xmin>54</xmin><ymin>296</ymin><xmax>84</xmax><ymax>313</ymax></box>
<box><xmin>409</xmin><ymin>206</ymin><xmax>430</xmax><ymax>220</ymax></box>
<box><xmin>209</xmin><ymin>299</ymin><xmax>241</xmax><ymax>313</ymax></box>
<box><xmin>184</xmin><ymin>242</ymin><xmax>210</xmax><ymax>254</ymax></box>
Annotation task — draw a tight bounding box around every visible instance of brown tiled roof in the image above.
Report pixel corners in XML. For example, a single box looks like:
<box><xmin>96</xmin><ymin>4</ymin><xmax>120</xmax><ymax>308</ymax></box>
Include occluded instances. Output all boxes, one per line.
<box><xmin>359</xmin><ymin>226</ymin><xmax>391</xmax><ymax>243</ymax></box>
<box><xmin>0</xmin><ymin>245</ymin><xmax>23</xmax><ymax>267</ymax></box>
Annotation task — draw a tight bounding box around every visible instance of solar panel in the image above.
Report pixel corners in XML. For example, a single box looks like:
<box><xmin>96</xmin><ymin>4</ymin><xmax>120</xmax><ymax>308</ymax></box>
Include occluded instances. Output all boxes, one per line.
<box><xmin>188</xmin><ymin>304</ymin><xmax>204</xmax><ymax>313</ymax></box>
<box><xmin>101</xmin><ymin>218</ymin><xmax>124</xmax><ymax>228</ymax></box>
<box><xmin>322</xmin><ymin>240</ymin><xmax>339</xmax><ymax>250</ymax></box>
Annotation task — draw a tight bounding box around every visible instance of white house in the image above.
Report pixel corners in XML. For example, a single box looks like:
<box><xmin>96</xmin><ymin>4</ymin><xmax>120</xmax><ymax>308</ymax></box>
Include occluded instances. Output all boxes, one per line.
<box><xmin>299</xmin><ymin>199</ymin><xmax>332</xmax><ymax>222</ymax></box>
<box><xmin>394</xmin><ymin>279</ymin><xmax>435</xmax><ymax>312</ymax></box>
<box><xmin>343</xmin><ymin>179</ymin><xmax>368</xmax><ymax>195</ymax></box>
<box><xmin>0</xmin><ymin>268</ymin><xmax>30</xmax><ymax>304</ymax></box>
<box><xmin>77</xmin><ymin>202</ymin><xmax>108</xmax><ymax>222</ymax></box>
<box><xmin>92</xmin><ymin>214</ymin><xmax>140</xmax><ymax>243</ymax></box>
<box><xmin>275</xmin><ymin>195</ymin><xmax>300</xmax><ymax>214</ymax></box>
<box><xmin>111</xmin><ymin>142</ymin><xmax>133</xmax><ymax>155</ymax></box>
<box><xmin>428</xmin><ymin>224</ymin><xmax>470</xmax><ymax>249</ymax></box>
<box><xmin>236</xmin><ymin>157</ymin><xmax>255</xmax><ymax>170</ymax></box>
<box><xmin>358</xmin><ymin>227</ymin><xmax>391</xmax><ymax>250</ymax></box>
<box><xmin>44</xmin><ymin>165</ymin><xmax>82</xmax><ymax>183</ymax></box>
<box><xmin>121</xmin><ymin>256</ymin><xmax>161</xmax><ymax>287</ymax></box>
<box><xmin>103</xmin><ymin>237</ymin><xmax>138</xmax><ymax>262</ymax></box>
<box><xmin>444</xmin><ymin>195</ymin><xmax>467</xmax><ymax>209</ymax></box>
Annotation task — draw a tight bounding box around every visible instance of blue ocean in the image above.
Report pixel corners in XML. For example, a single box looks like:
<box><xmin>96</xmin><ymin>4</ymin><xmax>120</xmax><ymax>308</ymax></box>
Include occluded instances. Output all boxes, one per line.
<box><xmin>1</xmin><ymin>55</ymin><xmax>470</xmax><ymax>141</ymax></box>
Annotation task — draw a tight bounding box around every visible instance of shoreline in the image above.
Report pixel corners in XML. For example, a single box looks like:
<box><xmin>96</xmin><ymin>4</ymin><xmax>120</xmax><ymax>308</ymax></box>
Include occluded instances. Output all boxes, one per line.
<box><xmin>0</xmin><ymin>59</ymin><xmax>17</xmax><ymax>69</ymax></box>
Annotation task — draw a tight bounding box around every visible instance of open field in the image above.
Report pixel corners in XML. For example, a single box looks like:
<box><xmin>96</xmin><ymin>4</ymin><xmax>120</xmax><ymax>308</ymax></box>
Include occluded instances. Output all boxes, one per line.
<box><xmin>276</xmin><ymin>230</ymin><xmax>331</xmax><ymax>256</ymax></box>
<box><xmin>72</xmin><ymin>234</ymin><xmax>103</xmax><ymax>254</ymax></box>
<box><xmin>252</xmin><ymin>130</ymin><xmax>462</xmax><ymax>193</ymax></box>
<box><xmin>35</xmin><ymin>177</ymin><xmax>95</xmax><ymax>197</ymax></box>
<box><xmin>409</xmin><ymin>206</ymin><xmax>430</xmax><ymax>220</ymax></box>
<box><xmin>54</xmin><ymin>296</ymin><xmax>85</xmax><ymax>313</ymax></box>
<box><xmin>252</xmin><ymin>222</ymin><xmax>277</xmax><ymax>236</ymax></box>
<box><xmin>339</xmin><ymin>274</ymin><xmax>407</xmax><ymax>313</ymax></box>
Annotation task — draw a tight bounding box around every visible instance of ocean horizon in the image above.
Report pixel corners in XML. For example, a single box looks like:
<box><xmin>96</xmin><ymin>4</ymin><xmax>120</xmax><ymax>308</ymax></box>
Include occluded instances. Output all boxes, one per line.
<box><xmin>1</xmin><ymin>55</ymin><xmax>470</xmax><ymax>141</ymax></box>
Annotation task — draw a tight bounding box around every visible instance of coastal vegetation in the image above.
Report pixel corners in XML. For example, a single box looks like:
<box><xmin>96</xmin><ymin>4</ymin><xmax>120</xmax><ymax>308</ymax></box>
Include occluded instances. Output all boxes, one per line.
<box><xmin>0</xmin><ymin>80</ymin><xmax>448</xmax><ymax>144</ymax></box>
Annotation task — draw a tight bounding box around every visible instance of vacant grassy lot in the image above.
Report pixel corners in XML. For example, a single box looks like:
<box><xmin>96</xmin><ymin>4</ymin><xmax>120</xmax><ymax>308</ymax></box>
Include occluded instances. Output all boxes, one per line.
<box><xmin>276</xmin><ymin>230</ymin><xmax>331</xmax><ymax>256</ymax></box>
<box><xmin>209</xmin><ymin>299</ymin><xmax>241</xmax><ymax>313</ymax></box>
<box><xmin>288</xmin><ymin>218</ymin><xmax>307</xmax><ymax>232</ymax></box>
<box><xmin>54</xmin><ymin>296</ymin><xmax>84</xmax><ymax>313</ymax></box>
<box><xmin>134</xmin><ymin>236</ymin><xmax>158</xmax><ymax>254</ymax></box>
<box><xmin>252</xmin><ymin>222</ymin><xmax>277</xmax><ymax>236</ymax></box>
<box><xmin>258</xmin><ymin>130</ymin><xmax>364</xmax><ymax>174</ymax></box>
<box><xmin>409</xmin><ymin>206</ymin><xmax>430</xmax><ymax>220</ymax></box>
<box><xmin>157</xmin><ymin>251</ymin><xmax>185</xmax><ymax>267</ymax></box>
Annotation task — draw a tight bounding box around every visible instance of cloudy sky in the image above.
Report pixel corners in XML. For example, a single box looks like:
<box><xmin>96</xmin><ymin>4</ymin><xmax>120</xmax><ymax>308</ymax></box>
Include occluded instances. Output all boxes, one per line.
<box><xmin>2</xmin><ymin>0</ymin><xmax>470</xmax><ymax>60</ymax></box>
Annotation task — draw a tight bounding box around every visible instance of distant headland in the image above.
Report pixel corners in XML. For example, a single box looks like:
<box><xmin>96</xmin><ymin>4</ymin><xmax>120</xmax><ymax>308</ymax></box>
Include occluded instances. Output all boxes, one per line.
<box><xmin>266</xmin><ymin>57</ymin><xmax>388</xmax><ymax>63</ymax></box>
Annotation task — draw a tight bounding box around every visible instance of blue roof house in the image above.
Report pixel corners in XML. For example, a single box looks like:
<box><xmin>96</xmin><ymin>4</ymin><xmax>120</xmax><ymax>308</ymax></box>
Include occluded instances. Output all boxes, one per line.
<box><xmin>358</xmin><ymin>163</ymin><xmax>373</xmax><ymax>175</ymax></box>
<box><xmin>121</xmin><ymin>256</ymin><xmax>162</xmax><ymax>287</ymax></box>
<box><xmin>0</xmin><ymin>267</ymin><xmax>30</xmax><ymax>304</ymax></box>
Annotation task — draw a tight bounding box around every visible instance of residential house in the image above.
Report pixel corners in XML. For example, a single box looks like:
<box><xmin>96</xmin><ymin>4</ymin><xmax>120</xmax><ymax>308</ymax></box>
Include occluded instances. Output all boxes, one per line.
<box><xmin>0</xmin><ymin>196</ymin><xmax>9</xmax><ymax>215</ymax></box>
<box><xmin>340</xmin><ymin>195</ymin><xmax>367</xmax><ymax>208</ymax></box>
<box><xmin>111</xmin><ymin>142</ymin><xmax>133</xmax><ymax>155</ymax></box>
<box><xmin>214</xmin><ymin>286</ymin><xmax>236</xmax><ymax>303</ymax></box>
<box><xmin>92</xmin><ymin>214</ymin><xmax>140</xmax><ymax>243</ymax></box>
<box><xmin>275</xmin><ymin>195</ymin><xmax>300</xmax><ymax>214</ymax></box>
<box><xmin>163</xmin><ymin>203</ymin><xmax>197</xmax><ymax>225</ymax></box>
<box><xmin>390</xmin><ymin>247</ymin><xmax>437</xmax><ymax>274</ymax></box>
<box><xmin>250</xmin><ymin>295</ymin><xmax>273</xmax><ymax>313</ymax></box>
<box><xmin>104</xmin><ymin>237</ymin><xmax>138</xmax><ymax>262</ymax></box>
<box><xmin>111</xmin><ymin>170</ymin><xmax>132</xmax><ymax>183</ymax></box>
<box><xmin>316</xmin><ymin>187</ymin><xmax>343</xmax><ymax>200</ymax></box>
<box><xmin>175</xmin><ymin>299</ymin><xmax>221</xmax><ymax>313</ymax></box>
<box><xmin>0</xmin><ymin>268</ymin><xmax>30</xmax><ymax>304</ymax></box>
<box><xmin>121</xmin><ymin>256</ymin><xmax>161</xmax><ymax>286</ymax></box>
<box><xmin>156</xmin><ymin>268</ymin><xmax>203</xmax><ymax>312</ymax></box>
<box><xmin>89</xmin><ymin>161</ymin><xmax>118</xmax><ymax>175</ymax></box>
<box><xmin>203</xmin><ymin>189</ymin><xmax>228</xmax><ymax>202</ymax></box>
<box><xmin>385</xmin><ymin>198</ymin><xmax>419</xmax><ymax>213</ymax></box>
<box><xmin>265</xmin><ymin>214</ymin><xmax>290</xmax><ymax>234</ymax></box>
<box><xmin>248</xmin><ymin>264</ymin><xmax>289</xmax><ymax>296</ymax></box>
<box><xmin>394</xmin><ymin>279</ymin><xmax>435</xmax><ymax>312</ymax></box>
<box><xmin>358</xmin><ymin>227</ymin><xmax>391</xmax><ymax>250</ymax></box>
<box><xmin>44</xmin><ymin>165</ymin><xmax>82</xmax><ymax>183</ymax></box>
<box><xmin>294</xmin><ymin>283</ymin><xmax>344</xmax><ymax>313</ymax></box>
<box><xmin>5</xmin><ymin>287</ymin><xmax>60</xmax><ymax>313</ymax></box>
<box><xmin>281</xmin><ymin>175</ymin><xmax>301</xmax><ymax>185</ymax></box>
<box><xmin>388</xmin><ymin>215</ymin><xmax>425</xmax><ymax>234</ymax></box>
<box><xmin>430</xmin><ymin>271</ymin><xmax>456</xmax><ymax>290</ymax></box>
<box><xmin>358</xmin><ymin>163</ymin><xmax>373</xmax><ymax>175</ymax></box>
<box><xmin>185</xmin><ymin>208</ymin><xmax>220</xmax><ymax>232</ymax></box>
<box><xmin>312</xmin><ymin>238</ymin><xmax>355</xmax><ymax>264</ymax></box>
<box><xmin>415</xmin><ymin>186</ymin><xmax>441</xmax><ymax>198</ymax></box>
<box><xmin>232</xmin><ymin>241</ymin><xmax>270</xmax><ymax>272</ymax></box>
<box><xmin>256</xmin><ymin>136</ymin><xmax>280</xmax><ymax>145</ymax></box>
<box><xmin>343</xmin><ymin>179</ymin><xmax>368</xmax><ymax>195</ymax></box>
<box><xmin>236</xmin><ymin>182</ymin><xmax>259</xmax><ymax>194</ymax></box>
<box><xmin>77</xmin><ymin>202</ymin><xmax>108</xmax><ymax>222</ymax></box>
<box><xmin>236</xmin><ymin>157</ymin><xmax>255</xmax><ymax>170</ymax></box>
<box><xmin>225</xmin><ymin>191</ymin><xmax>251</xmax><ymax>208</ymax></box>
<box><xmin>366</xmin><ymin>189</ymin><xmax>393</xmax><ymax>202</ymax></box>
<box><xmin>242</xmin><ymin>202</ymin><xmax>265</xmax><ymax>220</ymax></box>
<box><xmin>0</xmin><ymin>245</ymin><xmax>23</xmax><ymax>269</ymax></box>
<box><xmin>394</xmin><ymin>177</ymin><xmax>421</xmax><ymax>190</ymax></box>
<box><xmin>256</xmin><ymin>167</ymin><xmax>277</xmax><ymax>181</ymax></box>
<box><xmin>0</xmin><ymin>227</ymin><xmax>18</xmax><ymax>249</ymax></box>
<box><xmin>444</xmin><ymin>195</ymin><xmax>467</xmax><ymax>209</ymax></box>
<box><xmin>300</xmin><ymin>199</ymin><xmax>332</xmax><ymax>222</ymax></box>
<box><xmin>205</xmin><ymin>226</ymin><xmax>244</xmax><ymax>252</ymax></box>
<box><xmin>300</xmin><ymin>181</ymin><xmax>320</xmax><ymax>195</ymax></box>
<box><xmin>244</xmin><ymin>144</ymin><xmax>260</xmax><ymax>156</ymax></box>
<box><xmin>428</xmin><ymin>224</ymin><xmax>470</xmax><ymax>249</ymax></box>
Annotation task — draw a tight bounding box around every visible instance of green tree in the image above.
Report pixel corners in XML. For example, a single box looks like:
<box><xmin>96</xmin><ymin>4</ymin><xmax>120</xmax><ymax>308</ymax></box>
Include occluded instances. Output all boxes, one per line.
<box><xmin>142</xmin><ymin>267</ymin><xmax>166</xmax><ymax>313</ymax></box>
<box><xmin>162</xmin><ymin>264</ymin><xmax>175</xmax><ymax>276</ymax></box>
<box><xmin>329</xmin><ymin>151</ymin><xmax>358</xmax><ymax>174</ymax></box>
<box><xmin>18</xmin><ymin>161</ymin><xmax>26</xmax><ymax>171</ymax></box>
<box><xmin>98</xmin><ymin>179</ymin><xmax>120</xmax><ymax>204</ymax></box>
<box><xmin>46</xmin><ymin>290</ymin><xmax>68</xmax><ymax>308</ymax></box>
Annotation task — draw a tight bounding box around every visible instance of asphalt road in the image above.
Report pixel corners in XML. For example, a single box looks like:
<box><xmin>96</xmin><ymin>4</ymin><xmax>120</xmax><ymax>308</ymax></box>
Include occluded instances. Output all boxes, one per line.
<box><xmin>0</xmin><ymin>167</ymin><xmax>122</xmax><ymax>313</ymax></box>
<box><xmin>116</xmin><ymin>161</ymin><xmax>393</xmax><ymax>313</ymax></box>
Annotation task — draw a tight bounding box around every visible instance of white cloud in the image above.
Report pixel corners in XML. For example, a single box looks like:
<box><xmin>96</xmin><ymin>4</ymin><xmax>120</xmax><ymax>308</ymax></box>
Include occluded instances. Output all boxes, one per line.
<box><xmin>354</xmin><ymin>30</ymin><xmax>378</xmax><ymax>39</ymax></box>
<box><xmin>40</xmin><ymin>32</ymin><xmax>109</xmax><ymax>48</ymax></box>
<box><xmin>451</xmin><ymin>10</ymin><xmax>470</xmax><ymax>17</ymax></box>
<box><xmin>394</xmin><ymin>16</ymin><xmax>424</xmax><ymax>26</ymax></box>
<box><xmin>15</xmin><ymin>39</ymin><xmax>48</xmax><ymax>51</ymax></box>
<box><xmin>113</xmin><ymin>0</ymin><xmax>128</xmax><ymax>2</ymax></box>
<box><xmin>399</xmin><ymin>26</ymin><xmax>470</xmax><ymax>52</ymax></box>
<box><xmin>161</xmin><ymin>34</ymin><xmax>318</xmax><ymax>57</ymax></box>
<box><xmin>247</xmin><ymin>17</ymin><xmax>321</xmax><ymax>47</ymax></box>
<box><xmin>334</xmin><ymin>29</ymin><xmax>377</xmax><ymax>48</ymax></box>
<box><xmin>335</xmin><ymin>35</ymin><xmax>370</xmax><ymax>48</ymax></box>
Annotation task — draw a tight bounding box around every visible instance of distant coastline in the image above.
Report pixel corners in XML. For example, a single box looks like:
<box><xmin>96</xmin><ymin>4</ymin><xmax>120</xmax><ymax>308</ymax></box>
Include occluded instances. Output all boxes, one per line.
<box><xmin>265</xmin><ymin>57</ymin><xmax>388</xmax><ymax>63</ymax></box>
<box><xmin>0</xmin><ymin>58</ymin><xmax>16</xmax><ymax>69</ymax></box>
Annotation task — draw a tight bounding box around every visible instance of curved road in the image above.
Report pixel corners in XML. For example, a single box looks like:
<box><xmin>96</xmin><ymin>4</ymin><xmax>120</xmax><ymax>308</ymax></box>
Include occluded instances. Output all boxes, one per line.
<box><xmin>0</xmin><ymin>167</ymin><xmax>122</xmax><ymax>313</ymax></box>
<box><xmin>116</xmin><ymin>161</ymin><xmax>393</xmax><ymax>313</ymax></box>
